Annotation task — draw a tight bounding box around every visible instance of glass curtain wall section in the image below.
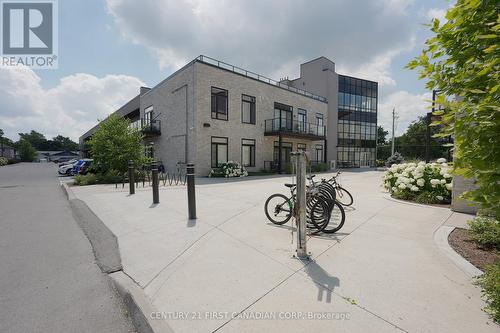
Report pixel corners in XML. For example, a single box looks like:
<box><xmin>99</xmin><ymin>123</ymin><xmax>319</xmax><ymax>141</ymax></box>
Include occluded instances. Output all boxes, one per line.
<box><xmin>337</xmin><ymin>75</ymin><xmax>378</xmax><ymax>167</ymax></box>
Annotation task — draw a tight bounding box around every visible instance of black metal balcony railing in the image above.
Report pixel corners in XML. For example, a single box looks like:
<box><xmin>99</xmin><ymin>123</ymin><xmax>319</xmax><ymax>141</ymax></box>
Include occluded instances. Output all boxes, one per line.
<box><xmin>264</xmin><ymin>118</ymin><xmax>326</xmax><ymax>138</ymax></box>
<box><xmin>141</xmin><ymin>119</ymin><xmax>161</xmax><ymax>136</ymax></box>
<box><xmin>196</xmin><ymin>55</ymin><xmax>328</xmax><ymax>103</ymax></box>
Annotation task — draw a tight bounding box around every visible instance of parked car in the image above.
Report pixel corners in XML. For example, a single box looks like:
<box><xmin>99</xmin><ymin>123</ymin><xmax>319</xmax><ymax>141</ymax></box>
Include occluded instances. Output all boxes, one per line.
<box><xmin>71</xmin><ymin>159</ymin><xmax>93</xmax><ymax>175</ymax></box>
<box><xmin>58</xmin><ymin>161</ymin><xmax>77</xmax><ymax>175</ymax></box>
<box><xmin>58</xmin><ymin>158</ymin><xmax>77</xmax><ymax>167</ymax></box>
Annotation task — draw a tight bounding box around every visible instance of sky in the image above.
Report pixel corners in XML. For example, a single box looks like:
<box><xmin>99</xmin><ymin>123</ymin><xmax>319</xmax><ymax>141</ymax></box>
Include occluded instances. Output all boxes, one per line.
<box><xmin>0</xmin><ymin>0</ymin><xmax>453</xmax><ymax>142</ymax></box>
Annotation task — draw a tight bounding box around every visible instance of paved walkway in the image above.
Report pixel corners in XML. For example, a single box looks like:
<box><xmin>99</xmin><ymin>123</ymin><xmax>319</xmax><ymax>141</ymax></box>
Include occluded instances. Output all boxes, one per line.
<box><xmin>0</xmin><ymin>163</ymin><xmax>135</xmax><ymax>333</ymax></box>
<box><xmin>71</xmin><ymin>170</ymin><xmax>498</xmax><ymax>333</ymax></box>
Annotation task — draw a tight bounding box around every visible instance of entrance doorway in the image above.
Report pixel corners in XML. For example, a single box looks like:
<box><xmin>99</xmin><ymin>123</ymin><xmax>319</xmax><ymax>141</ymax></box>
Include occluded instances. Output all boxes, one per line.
<box><xmin>360</xmin><ymin>152</ymin><xmax>370</xmax><ymax>168</ymax></box>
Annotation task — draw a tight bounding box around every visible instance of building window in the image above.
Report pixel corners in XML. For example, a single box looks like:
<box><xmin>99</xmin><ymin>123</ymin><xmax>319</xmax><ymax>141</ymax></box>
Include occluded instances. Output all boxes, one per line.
<box><xmin>316</xmin><ymin>113</ymin><xmax>324</xmax><ymax>136</ymax></box>
<box><xmin>211</xmin><ymin>136</ymin><xmax>228</xmax><ymax>167</ymax></box>
<box><xmin>211</xmin><ymin>87</ymin><xmax>228</xmax><ymax>120</ymax></box>
<box><xmin>144</xmin><ymin>144</ymin><xmax>154</xmax><ymax>159</ymax></box>
<box><xmin>297</xmin><ymin>143</ymin><xmax>307</xmax><ymax>152</ymax></box>
<box><xmin>273</xmin><ymin>141</ymin><xmax>293</xmax><ymax>164</ymax></box>
<box><xmin>241</xmin><ymin>94</ymin><xmax>256</xmax><ymax>124</ymax></box>
<box><xmin>315</xmin><ymin>144</ymin><xmax>323</xmax><ymax>162</ymax></box>
<box><xmin>144</xmin><ymin>105</ymin><xmax>153</xmax><ymax>126</ymax></box>
<box><xmin>241</xmin><ymin>139</ymin><xmax>255</xmax><ymax>167</ymax></box>
<box><xmin>298</xmin><ymin>109</ymin><xmax>307</xmax><ymax>133</ymax></box>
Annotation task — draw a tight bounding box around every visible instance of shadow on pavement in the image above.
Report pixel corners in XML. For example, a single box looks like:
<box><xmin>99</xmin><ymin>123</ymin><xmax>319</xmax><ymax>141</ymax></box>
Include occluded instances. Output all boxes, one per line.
<box><xmin>302</xmin><ymin>260</ymin><xmax>340</xmax><ymax>303</ymax></box>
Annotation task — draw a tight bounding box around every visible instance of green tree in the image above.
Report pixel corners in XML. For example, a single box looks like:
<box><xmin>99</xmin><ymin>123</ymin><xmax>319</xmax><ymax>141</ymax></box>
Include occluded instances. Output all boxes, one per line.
<box><xmin>395</xmin><ymin>117</ymin><xmax>448</xmax><ymax>160</ymax></box>
<box><xmin>18</xmin><ymin>130</ymin><xmax>47</xmax><ymax>150</ymax></box>
<box><xmin>18</xmin><ymin>139</ymin><xmax>37</xmax><ymax>162</ymax></box>
<box><xmin>407</xmin><ymin>0</ymin><xmax>499</xmax><ymax>215</ymax></box>
<box><xmin>51</xmin><ymin>135</ymin><xmax>79</xmax><ymax>151</ymax></box>
<box><xmin>377</xmin><ymin>126</ymin><xmax>388</xmax><ymax>145</ymax></box>
<box><xmin>88</xmin><ymin>114</ymin><xmax>146</xmax><ymax>173</ymax></box>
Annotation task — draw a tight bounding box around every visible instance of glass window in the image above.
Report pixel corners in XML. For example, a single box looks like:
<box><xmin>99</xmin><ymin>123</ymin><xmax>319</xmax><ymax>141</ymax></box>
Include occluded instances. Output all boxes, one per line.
<box><xmin>211</xmin><ymin>87</ymin><xmax>228</xmax><ymax>120</ymax></box>
<box><xmin>315</xmin><ymin>144</ymin><xmax>323</xmax><ymax>162</ymax></box>
<box><xmin>241</xmin><ymin>139</ymin><xmax>255</xmax><ymax>167</ymax></box>
<box><xmin>211</xmin><ymin>137</ymin><xmax>228</xmax><ymax>167</ymax></box>
<box><xmin>297</xmin><ymin>143</ymin><xmax>307</xmax><ymax>151</ymax></box>
<box><xmin>316</xmin><ymin>113</ymin><xmax>324</xmax><ymax>136</ymax></box>
<box><xmin>241</xmin><ymin>94</ymin><xmax>256</xmax><ymax>124</ymax></box>
<box><xmin>144</xmin><ymin>105</ymin><xmax>153</xmax><ymax>126</ymax></box>
<box><xmin>144</xmin><ymin>144</ymin><xmax>154</xmax><ymax>159</ymax></box>
<box><xmin>298</xmin><ymin>109</ymin><xmax>307</xmax><ymax>132</ymax></box>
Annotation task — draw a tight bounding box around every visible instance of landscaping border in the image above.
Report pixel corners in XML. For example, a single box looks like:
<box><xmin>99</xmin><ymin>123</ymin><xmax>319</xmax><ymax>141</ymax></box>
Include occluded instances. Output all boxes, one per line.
<box><xmin>434</xmin><ymin>225</ymin><xmax>483</xmax><ymax>278</ymax></box>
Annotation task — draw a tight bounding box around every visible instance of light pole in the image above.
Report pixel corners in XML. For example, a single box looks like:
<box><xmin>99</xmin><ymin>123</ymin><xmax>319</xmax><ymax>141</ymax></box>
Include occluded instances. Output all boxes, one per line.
<box><xmin>426</xmin><ymin>89</ymin><xmax>440</xmax><ymax>163</ymax></box>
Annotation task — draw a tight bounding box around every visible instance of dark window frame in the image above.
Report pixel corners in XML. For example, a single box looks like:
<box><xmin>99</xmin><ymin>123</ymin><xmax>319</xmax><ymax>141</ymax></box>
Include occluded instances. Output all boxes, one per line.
<box><xmin>211</xmin><ymin>136</ymin><xmax>228</xmax><ymax>168</ymax></box>
<box><xmin>241</xmin><ymin>138</ymin><xmax>256</xmax><ymax>167</ymax></box>
<box><xmin>144</xmin><ymin>105</ymin><xmax>154</xmax><ymax>125</ymax></box>
<box><xmin>241</xmin><ymin>94</ymin><xmax>256</xmax><ymax>124</ymax></box>
<box><xmin>211</xmin><ymin>87</ymin><xmax>228</xmax><ymax>121</ymax></box>
<box><xmin>315</xmin><ymin>144</ymin><xmax>324</xmax><ymax>162</ymax></box>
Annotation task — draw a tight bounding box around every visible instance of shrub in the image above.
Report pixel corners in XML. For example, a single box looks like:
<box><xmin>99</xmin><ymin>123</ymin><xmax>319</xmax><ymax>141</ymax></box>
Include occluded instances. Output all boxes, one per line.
<box><xmin>96</xmin><ymin>170</ymin><xmax>124</xmax><ymax>184</ymax></box>
<box><xmin>475</xmin><ymin>262</ymin><xmax>500</xmax><ymax>323</ymax></box>
<box><xmin>311</xmin><ymin>162</ymin><xmax>329</xmax><ymax>172</ymax></box>
<box><xmin>0</xmin><ymin>157</ymin><xmax>7</xmax><ymax>166</ymax></box>
<box><xmin>74</xmin><ymin>174</ymin><xmax>97</xmax><ymax>186</ymax></box>
<box><xmin>385</xmin><ymin>152</ymin><xmax>404</xmax><ymax>167</ymax></box>
<box><xmin>209</xmin><ymin>161</ymin><xmax>248</xmax><ymax>178</ymax></box>
<box><xmin>468</xmin><ymin>216</ymin><xmax>500</xmax><ymax>250</ymax></box>
<box><xmin>383</xmin><ymin>160</ymin><xmax>452</xmax><ymax>204</ymax></box>
<box><xmin>375</xmin><ymin>159</ymin><xmax>386</xmax><ymax>167</ymax></box>
<box><xmin>18</xmin><ymin>139</ymin><xmax>37</xmax><ymax>162</ymax></box>
<box><xmin>7</xmin><ymin>158</ymin><xmax>20</xmax><ymax>165</ymax></box>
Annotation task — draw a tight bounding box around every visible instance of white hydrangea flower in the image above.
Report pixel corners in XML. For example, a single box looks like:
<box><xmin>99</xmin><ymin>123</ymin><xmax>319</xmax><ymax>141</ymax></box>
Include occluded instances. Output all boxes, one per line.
<box><xmin>392</xmin><ymin>186</ymin><xmax>397</xmax><ymax>191</ymax></box>
<box><xmin>398</xmin><ymin>183</ymin><xmax>406</xmax><ymax>190</ymax></box>
<box><xmin>410</xmin><ymin>185</ymin><xmax>419</xmax><ymax>192</ymax></box>
<box><xmin>436</xmin><ymin>195</ymin><xmax>444</xmax><ymax>201</ymax></box>
<box><xmin>418</xmin><ymin>161</ymin><xmax>426</xmax><ymax>166</ymax></box>
<box><xmin>443</xmin><ymin>173</ymin><xmax>451</xmax><ymax>178</ymax></box>
<box><xmin>417</xmin><ymin>178</ymin><xmax>425</xmax><ymax>187</ymax></box>
<box><xmin>437</xmin><ymin>158</ymin><xmax>447</xmax><ymax>163</ymax></box>
<box><xmin>440</xmin><ymin>179</ymin><xmax>446</xmax><ymax>184</ymax></box>
<box><xmin>430</xmin><ymin>179</ymin><xmax>440</xmax><ymax>185</ymax></box>
<box><xmin>446</xmin><ymin>183</ymin><xmax>452</xmax><ymax>190</ymax></box>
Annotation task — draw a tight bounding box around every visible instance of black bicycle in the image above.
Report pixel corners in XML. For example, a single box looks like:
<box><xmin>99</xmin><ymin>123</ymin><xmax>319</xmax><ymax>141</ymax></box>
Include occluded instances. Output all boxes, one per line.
<box><xmin>264</xmin><ymin>182</ymin><xmax>345</xmax><ymax>234</ymax></box>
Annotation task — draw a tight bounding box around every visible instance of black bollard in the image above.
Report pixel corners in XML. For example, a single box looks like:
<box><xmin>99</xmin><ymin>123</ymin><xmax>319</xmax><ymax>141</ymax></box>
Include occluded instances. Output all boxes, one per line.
<box><xmin>151</xmin><ymin>161</ymin><xmax>159</xmax><ymax>204</ymax></box>
<box><xmin>128</xmin><ymin>160</ymin><xmax>135</xmax><ymax>195</ymax></box>
<box><xmin>186</xmin><ymin>163</ymin><xmax>197</xmax><ymax>219</ymax></box>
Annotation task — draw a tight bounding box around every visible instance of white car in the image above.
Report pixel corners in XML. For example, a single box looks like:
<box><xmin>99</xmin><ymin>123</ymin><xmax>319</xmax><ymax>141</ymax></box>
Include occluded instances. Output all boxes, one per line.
<box><xmin>58</xmin><ymin>163</ymin><xmax>76</xmax><ymax>175</ymax></box>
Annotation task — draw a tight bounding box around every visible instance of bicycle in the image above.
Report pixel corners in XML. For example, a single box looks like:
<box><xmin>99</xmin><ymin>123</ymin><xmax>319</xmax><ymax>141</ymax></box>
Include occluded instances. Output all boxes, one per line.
<box><xmin>264</xmin><ymin>181</ymin><xmax>345</xmax><ymax>234</ymax></box>
<box><xmin>324</xmin><ymin>171</ymin><xmax>353</xmax><ymax>207</ymax></box>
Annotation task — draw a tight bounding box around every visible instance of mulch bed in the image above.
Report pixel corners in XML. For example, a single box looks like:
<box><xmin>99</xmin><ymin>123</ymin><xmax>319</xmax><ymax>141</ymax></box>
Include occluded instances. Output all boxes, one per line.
<box><xmin>448</xmin><ymin>228</ymin><xmax>500</xmax><ymax>272</ymax></box>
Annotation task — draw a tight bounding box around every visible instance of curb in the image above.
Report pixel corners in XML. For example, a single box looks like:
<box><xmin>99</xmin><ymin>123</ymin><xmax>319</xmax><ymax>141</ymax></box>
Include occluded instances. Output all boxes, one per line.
<box><xmin>383</xmin><ymin>193</ymin><xmax>450</xmax><ymax>210</ymax></box>
<box><xmin>61</xmin><ymin>182</ymin><xmax>169</xmax><ymax>333</ymax></box>
<box><xmin>434</xmin><ymin>225</ymin><xmax>483</xmax><ymax>278</ymax></box>
<box><xmin>110</xmin><ymin>271</ymin><xmax>174</xmax><ymax>333</ymax></box>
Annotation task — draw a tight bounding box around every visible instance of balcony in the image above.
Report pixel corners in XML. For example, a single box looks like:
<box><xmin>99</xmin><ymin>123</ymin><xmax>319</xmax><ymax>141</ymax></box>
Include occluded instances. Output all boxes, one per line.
<box><xmin>141</xmin><ymin>119</ymin><xmax>161</xmax><ymax>136</ymax></box>
<box><xmin>264</xmin><ymin>118</ymin><xmax>326</xmax><ymax>140</ymax></box>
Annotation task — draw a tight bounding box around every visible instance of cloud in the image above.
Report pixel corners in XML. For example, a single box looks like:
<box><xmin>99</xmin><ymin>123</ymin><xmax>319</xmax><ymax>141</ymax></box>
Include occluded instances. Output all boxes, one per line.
<box><xmin>106</xmin><ymin>0</ymin><xmax>418</xmax><ymax>86</ymax></box>
<box><xmin>0</xmin><ymin>66</ymin><xmax>144</xmax><ymax>141</ymax></box>
<box><xmin>378</xmin><ymin>90</ymin><xmax>431</xmax><ymax>136</ymax></box>
<box><xmin>426</xmin><ymin>7</ymin><xmax>447</xmax><ymax>23</ymax></box>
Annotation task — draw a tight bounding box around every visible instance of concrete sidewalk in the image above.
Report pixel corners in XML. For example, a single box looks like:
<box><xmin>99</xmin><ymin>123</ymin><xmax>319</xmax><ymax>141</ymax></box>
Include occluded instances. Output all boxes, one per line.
<box><xmin>71</xmin><ymin>171</ymin><xmax>498</xmax><ymax>333</ymax></box>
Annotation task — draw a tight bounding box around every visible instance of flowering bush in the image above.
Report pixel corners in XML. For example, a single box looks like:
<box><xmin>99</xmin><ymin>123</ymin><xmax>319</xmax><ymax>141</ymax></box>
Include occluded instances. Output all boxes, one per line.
<box><xmin>209</xmin><ymin>161</ymin><xmax>248</xmax><ymax>178</ymax></box>
<box><xmin>383</xmin><ymin>158</ymin><xmax>452</xmax><ymax>204</ymax></box>
<box><xmin>0</xmin><ymin>157</ymin><xmax>7</xmax><ymax>166</ymax></box>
